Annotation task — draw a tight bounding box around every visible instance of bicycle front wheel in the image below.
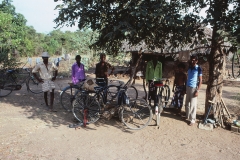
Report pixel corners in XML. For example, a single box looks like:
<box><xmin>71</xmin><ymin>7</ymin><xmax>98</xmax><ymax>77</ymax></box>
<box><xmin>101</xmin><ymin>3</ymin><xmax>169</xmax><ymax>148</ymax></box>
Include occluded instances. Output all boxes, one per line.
<box><xmin>27</xmin><ymin>77</ymin><xmax>43</xmax><ymax>94</ymax></box>
<box><xmin>0</xmin><ymin>76</ymin><xmax>14</xmax><ymax>97</ymax></box>
<box><xmin>60</xmin><ymin>85</ymin><xmax>79</xmax><ymax>112</ymax></box>
<box><xmin>72</xmin><ymin>94</ymin><xmax>101</xmax><ymax>124</ymax></box>
<box><xmin>121</xmin><ymin>99</ymin><xmax>152</xmax><ymax>130</ymax></box>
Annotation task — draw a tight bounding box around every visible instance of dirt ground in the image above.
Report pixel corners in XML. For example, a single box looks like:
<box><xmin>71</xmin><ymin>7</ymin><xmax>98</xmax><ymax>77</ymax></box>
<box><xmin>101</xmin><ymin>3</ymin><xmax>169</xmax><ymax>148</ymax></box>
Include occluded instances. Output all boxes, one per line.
<box><xmin>0</xmin><ymin>76</ymin><xmax>240</xmax><ymax>160</ymax></box>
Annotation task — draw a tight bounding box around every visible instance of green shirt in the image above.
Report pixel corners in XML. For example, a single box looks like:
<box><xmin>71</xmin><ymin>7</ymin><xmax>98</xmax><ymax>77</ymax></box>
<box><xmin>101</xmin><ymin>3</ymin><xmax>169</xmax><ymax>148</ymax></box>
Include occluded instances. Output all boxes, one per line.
<box><xmin>145</xmin><ymin>61</ymin><xmax>162</xmax><ymax>81</ymax></box>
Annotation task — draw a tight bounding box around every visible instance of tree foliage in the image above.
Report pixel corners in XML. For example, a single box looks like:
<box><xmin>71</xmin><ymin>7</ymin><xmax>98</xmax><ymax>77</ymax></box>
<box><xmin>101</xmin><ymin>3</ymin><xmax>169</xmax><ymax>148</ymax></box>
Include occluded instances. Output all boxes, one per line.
<box><xmin>54</xmin><ymin>0</ymin><xmax>240</xmax><ymax>115</ymax></box>
<box><xmin>54</xmin><ymin>0</ymin><xmax>239</xmax><ymax>54</ymax></box>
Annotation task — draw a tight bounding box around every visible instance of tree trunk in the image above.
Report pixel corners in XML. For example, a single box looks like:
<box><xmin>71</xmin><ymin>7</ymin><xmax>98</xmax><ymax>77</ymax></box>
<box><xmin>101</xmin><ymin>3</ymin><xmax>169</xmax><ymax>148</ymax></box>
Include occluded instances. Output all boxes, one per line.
<box><xmin>205</xmin><ymin>27</ymin><xmax>226</xmax><ymax>117</ymax></box>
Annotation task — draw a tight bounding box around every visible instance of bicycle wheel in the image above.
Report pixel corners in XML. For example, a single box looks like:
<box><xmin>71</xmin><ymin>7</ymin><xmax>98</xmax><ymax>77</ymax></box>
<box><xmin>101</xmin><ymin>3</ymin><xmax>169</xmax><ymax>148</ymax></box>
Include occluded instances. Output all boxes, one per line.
<box><xmin>60</xmin><ymin>85</ymin><xmax>80</xmax><ymax>112</ymax></box>
<box><xmin>121</xmin><ymin>99</ymin><xmax>153</xmax><ymax>130</ymax></box>
<box><xmin>0</xmin><ymin>75</ymin><xmax>14</xmax><ymax>97</ymax></box>
<box><xmin>27</xmin><ymin>77</ymin><xmax>43</xmax><ymax>94</ymax></box>
<box><xmin>106</xmin><ymin>85</ymin><xmax>119</xmax><ymax>103</ymax></box>
<box><xmin>156</xmin><ymin>96</ymin><xmax>163</xmax><ymax>128</ymax></box>
<box><xmin>126</xmin><ymin>85</ymin><xmax>138</xmax><ymax>100</ymax></box>
<box><xmin>161</xmin><ymin>85</ymin><xmax>170</xmax><ymax>108</ymax></box>
<box><xmin>72</xmin><ymin>94</ymin><xmax>101</xmax><ymax>124</ymax></box>
<box><xmin>232</xmin><ymin>52</ymin><xmax>240</xmax><ymax>78</ymax></box>
<box><xmin>156</xmin><ymin>112</ymin><xmax>161</xmax><ymax>127</ymax></box>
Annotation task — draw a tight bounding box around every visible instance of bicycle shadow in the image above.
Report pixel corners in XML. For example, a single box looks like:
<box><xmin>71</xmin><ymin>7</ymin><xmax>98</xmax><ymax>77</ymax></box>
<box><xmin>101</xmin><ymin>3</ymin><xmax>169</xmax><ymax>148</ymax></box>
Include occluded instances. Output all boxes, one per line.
<box><xmin>0</xmin><ymin>79</ymin><xmax>140</xmax><ymax>133</ymax></box>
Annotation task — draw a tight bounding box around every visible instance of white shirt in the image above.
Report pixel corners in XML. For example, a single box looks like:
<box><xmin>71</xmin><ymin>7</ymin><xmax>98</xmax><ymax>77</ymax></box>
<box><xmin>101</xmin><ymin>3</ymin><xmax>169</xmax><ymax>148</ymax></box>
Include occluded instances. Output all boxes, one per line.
<box><xmin>32</xmin><ymin>62</ymin><xmax>58</xmax><ymax>80</ymax></box>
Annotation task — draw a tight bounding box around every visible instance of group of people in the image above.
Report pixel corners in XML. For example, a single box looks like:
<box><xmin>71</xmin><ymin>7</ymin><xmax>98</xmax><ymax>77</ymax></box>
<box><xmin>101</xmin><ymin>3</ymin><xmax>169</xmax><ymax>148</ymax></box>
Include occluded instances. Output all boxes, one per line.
<box><xmin>145</xmin><ymin>54</ymin><xmax>202</xmax><ymax>126</ymax></box>
<box><xmin>32</xmin><ymin>52</ymin><xmax>114</xmax><ymax>112</ymax></box>
<box><xmin>172</xmin><ymin>55</ymin><xmax>202</xmax><ymax>126</ymax></box>
<box><xmin>32</xmin><ymin>52</ymin><xmax>202</xmax><ymax>126</ymax></box>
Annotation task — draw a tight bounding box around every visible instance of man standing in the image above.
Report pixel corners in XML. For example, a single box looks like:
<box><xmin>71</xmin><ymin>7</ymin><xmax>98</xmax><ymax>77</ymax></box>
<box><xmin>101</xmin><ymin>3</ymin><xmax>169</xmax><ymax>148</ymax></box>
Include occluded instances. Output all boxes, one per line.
<box><xmin>72</xmin><ymin>55</ymin><xmax>86</xmax><ymax>84</ymax></box>
<box><xmin>185</xmin><ymin>55</ymin><xmax>202</xmax><ymax>126</ymax></box>
<box><xmin>32</xmin><ymin>52</ymin><xmax>58</xmax><ymax>112</ymax></box>
<box><xmin>95</xmin><ymin>53</ymin><xmax>114</xmax><ymax>86</ymax></box>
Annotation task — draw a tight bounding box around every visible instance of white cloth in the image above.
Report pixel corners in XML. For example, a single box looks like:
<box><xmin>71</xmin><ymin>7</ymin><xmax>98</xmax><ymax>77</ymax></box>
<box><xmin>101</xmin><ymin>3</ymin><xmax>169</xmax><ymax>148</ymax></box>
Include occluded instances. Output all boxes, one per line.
<box><xmin>185</xmin><ymin>86</ymin><xmax>198</xmax><ymax>123</ymax></box>
<box><xmin>32</xmin><ymin>62</ymin><xmax>58</xmax><ymax>80</ymax></box>
<box><xmin>42</xmin><ymin>80</ymin><xmax>55</xmax><ymax>92</ymax></box>
<box><xmin>178</xmin><ymin>51</ymin><xmax>190</xmax><ymax>62</ymax></box>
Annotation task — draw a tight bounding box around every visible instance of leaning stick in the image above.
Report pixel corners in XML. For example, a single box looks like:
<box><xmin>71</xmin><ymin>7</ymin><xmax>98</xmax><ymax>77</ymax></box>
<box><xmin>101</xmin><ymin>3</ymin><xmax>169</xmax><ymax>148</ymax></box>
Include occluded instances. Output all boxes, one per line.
<box><xmin>221</xmin><ymin>98</ymin><xmax>231</xmax><ymax>118</ymax></box>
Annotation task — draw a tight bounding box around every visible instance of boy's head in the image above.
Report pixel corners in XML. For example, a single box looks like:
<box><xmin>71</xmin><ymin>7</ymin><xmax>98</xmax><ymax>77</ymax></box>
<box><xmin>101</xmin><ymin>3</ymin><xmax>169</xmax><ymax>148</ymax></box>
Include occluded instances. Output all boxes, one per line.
<box><xmin>75</xmin><ymin>55</ymin><xmax>81</xmax><ymax>63</ymax></box>
<box><xmin>100</xmin><ymin>53</ymin><xmax>106</xmax><ymax>62</ymax></box>
<box><xmin>177</xmin><ymin>63</ymin><xmax>185</xmax><ymax>72</ymax></box>
<box><xmin>190</xmin><ymin>55</ymin><xmax>198</xmax><ymax>67</ymax></box>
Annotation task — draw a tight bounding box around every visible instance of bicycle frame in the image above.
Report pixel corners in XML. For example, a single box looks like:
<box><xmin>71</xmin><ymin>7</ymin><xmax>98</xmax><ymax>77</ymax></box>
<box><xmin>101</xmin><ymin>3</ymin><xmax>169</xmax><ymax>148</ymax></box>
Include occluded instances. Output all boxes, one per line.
<box><xmin>6</xmin><ymin>69</ymin><xmax>31</xmax><ymax>90</ymax></box>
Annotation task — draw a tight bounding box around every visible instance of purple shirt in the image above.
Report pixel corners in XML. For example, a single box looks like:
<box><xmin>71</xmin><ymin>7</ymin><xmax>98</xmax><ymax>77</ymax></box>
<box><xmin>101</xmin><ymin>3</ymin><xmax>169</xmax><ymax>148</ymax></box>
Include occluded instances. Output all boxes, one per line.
<box><xmin>72</xmin><ymin>63</ymin><xmax>85</xmax><ymax>84</ymax></box>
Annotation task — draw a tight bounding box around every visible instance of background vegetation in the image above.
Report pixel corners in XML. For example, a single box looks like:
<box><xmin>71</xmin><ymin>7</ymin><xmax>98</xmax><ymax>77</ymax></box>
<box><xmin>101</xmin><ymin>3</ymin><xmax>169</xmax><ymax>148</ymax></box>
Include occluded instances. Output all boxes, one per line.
<box><xmin>0</xmin><ymin>0</ymin><xmax>113</xmax><ymax>70</ymax></box>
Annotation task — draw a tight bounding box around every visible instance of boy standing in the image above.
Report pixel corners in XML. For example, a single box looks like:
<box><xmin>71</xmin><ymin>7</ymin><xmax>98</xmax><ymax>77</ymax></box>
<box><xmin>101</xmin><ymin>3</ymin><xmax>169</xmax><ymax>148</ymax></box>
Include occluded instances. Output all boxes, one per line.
<box><xmin>171</xmin><ymin>63</ymin><xmax>187</xmax><ymax>115</ymax></box>
<box><xmin>72</xmin><ymin>55</ymin><xmax>86</xmax><ymax>84</ymax></box>
<box><xmin>95</xmin><ymin>53</ymin><xmax>114</xmax><ymax>85</ymax></box>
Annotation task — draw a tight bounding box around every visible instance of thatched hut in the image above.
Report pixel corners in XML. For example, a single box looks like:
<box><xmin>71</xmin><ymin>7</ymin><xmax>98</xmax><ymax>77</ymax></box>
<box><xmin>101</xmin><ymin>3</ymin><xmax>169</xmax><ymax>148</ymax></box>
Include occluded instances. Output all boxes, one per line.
<box><xmin>121</xmin><ymin>27</ymin><xmax>213</xmax><ymax>84</ymax></box>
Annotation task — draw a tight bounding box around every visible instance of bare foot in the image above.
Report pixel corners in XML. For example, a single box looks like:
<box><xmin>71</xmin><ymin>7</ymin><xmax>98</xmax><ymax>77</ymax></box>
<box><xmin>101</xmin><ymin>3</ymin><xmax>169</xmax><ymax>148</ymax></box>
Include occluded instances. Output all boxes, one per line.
<box><xmin>49</xmin><ymin>109</ymin><xmax>57</xmax><ymax>112</ymax></box>
<box><xmin>48</xmin><ymin>106</ymin><xmax>57</xmax><ymax>112</ymax></box>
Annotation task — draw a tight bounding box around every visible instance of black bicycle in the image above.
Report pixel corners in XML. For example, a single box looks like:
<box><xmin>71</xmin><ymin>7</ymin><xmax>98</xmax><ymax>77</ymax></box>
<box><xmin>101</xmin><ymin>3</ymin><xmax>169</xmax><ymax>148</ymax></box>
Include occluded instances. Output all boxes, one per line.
<box><xmin>71</xmin><ymin>78</ymin><xmax>152</xmax><ymax>130</ymax></box>
<box><xmin>59</xmin><ymin>78</ymin><xmax>124</xmax><ymax>112</ymax></box>
<box><xmin>150</xmin><ymin>78</ymin><xmax>170</xmax><ymax>128</ymax></box>
<box><xmin>0</xmin><ymin>68</ymin><xmax>42</xmax><ymax>97</ymax></box>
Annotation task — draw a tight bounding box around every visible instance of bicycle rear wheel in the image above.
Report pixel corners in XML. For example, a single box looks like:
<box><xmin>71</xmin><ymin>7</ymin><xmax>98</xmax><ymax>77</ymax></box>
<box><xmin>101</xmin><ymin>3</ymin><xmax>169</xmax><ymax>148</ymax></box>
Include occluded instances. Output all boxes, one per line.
<box><xmin>121</xmin><ymin>99</ymin><xmax>152</xmax><ymax>130</ymax></box>
<box><xmin>232</xmin><ymin>52</ymin><xmax>240</xmax><ymax>78</ymax></box>
<box><xmin>0</xmin><ymin>76</ymin><xmax>14</xmax><ymax>97</ymax></box>
<box><xmin>126</xmin><ymin>85</ymin><xmax>138</xmax><ymax>100</ymax></box>
<box><xmin>60</xmin><ymin>85</ymin><xmax>79</xmax><ymax>112</ymax></box>
<box><xmin>27</xmin><ymin>77</ymin><xmax>43</xmax><ymax>94</ymax></box>
<box><xmin>161</xmin><ymin>85</ymin><xmax>170</xmax><ymax>107</ymax></box>
<box><xmin>72</xmin><ymin>94</ymin><xmax>101</xmax><ymax>124</ymax></box>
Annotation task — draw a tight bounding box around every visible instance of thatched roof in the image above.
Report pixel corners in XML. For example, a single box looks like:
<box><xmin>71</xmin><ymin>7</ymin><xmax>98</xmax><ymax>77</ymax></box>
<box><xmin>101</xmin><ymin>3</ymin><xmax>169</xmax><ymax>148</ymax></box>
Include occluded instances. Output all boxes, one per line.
<box><xmin>121</xmin><ymin>27</ymin><xmax>213</xmax><ymax>55</ymax></box>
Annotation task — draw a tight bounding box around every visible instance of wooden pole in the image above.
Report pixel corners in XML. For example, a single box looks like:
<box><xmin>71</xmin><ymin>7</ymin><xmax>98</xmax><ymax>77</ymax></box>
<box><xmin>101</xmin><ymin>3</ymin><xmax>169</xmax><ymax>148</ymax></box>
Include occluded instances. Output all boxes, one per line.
<box><xmin>221</xmin><ymin>98</ymin><xmax>231</xmax><ymax>118</ymax></box>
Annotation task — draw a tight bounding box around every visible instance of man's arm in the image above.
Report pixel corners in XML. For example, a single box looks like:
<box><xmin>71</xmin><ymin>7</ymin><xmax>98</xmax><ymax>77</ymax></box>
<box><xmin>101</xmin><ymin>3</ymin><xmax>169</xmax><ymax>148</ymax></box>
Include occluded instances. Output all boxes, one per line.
<box><xmin>52</xmin><ymin>70</ymin><xmax>58</xmax><ymax>81</ymax></box>
<box><xmin>194</xmin><ymin>76</ymin><xmax>202</xmax><ymax>97</ymax></box>
<box><xmin>32</xmin><ymin>65</ymin><xmax>43</xmax><ymax>83</ymax></box>
<box><xmin>83</xmin><ymin>65</ymin><xmax>86</xmax><ymax>80</ymax></box>
<box><xmin>33</xmin><ymin>73</ymin><xmax>43</xmax><ymax>83</ymax></box>
<box><xmin>71</xmin><ymin>65</ymin><xmax>76</xmax><ymax>83</ymax></box>
<box><xmin>197</xmin><ymin>76</ymin><xmax>202</xmax><ymax>91</ymax></box>
<box><xmin>172</xmin><ymin>73</ymin><xmax>176</xmax><ymax>92</ymax></box>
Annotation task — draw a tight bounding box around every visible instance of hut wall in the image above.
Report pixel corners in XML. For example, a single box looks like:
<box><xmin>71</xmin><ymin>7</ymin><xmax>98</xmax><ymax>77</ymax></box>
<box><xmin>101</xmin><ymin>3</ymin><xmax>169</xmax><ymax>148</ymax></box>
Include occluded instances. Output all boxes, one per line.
<box><xmin>163</xmin><ymin>58</ymin><xmax>209</xmax><ymax>84</ymax></box>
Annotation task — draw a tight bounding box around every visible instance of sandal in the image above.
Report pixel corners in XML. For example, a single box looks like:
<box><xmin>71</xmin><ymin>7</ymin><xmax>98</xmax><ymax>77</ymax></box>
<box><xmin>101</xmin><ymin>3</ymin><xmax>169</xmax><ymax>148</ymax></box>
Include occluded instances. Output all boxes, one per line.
<box><xmin>189</xmin><ymin>122</ymin><xmax>194</xmax><ymax>126</ymax></box>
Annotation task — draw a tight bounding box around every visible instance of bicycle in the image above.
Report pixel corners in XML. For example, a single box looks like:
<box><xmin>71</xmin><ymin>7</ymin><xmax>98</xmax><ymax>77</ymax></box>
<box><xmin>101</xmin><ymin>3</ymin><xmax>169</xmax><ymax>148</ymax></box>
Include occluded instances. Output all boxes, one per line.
<box><xmin>0</xmin><ymin>67</ymin><xmax>43</xmax><ymax>97</ymax></box>
<box><xmin>71</xmin><ymin>78</ymin><xmax>152</xmax><ymax>130</ymax></box>
<box><xmin>150</xmin><ymin>78</ymin><xmax>170</xmax><ymax>128</ymax></box>
<box><xmin>59</xmin><ymin>80</ymin><xmax>86</xmax><ymax>112</ymax></box>
<box><xmin>231</xmin><ymin>51</ymin><xmax>240</xmax><ymax>79</ymax></box>
<box><xmin>60</xmin><ymin>78</ymin><xmax>127</xmax><ymax>112</ymax></box>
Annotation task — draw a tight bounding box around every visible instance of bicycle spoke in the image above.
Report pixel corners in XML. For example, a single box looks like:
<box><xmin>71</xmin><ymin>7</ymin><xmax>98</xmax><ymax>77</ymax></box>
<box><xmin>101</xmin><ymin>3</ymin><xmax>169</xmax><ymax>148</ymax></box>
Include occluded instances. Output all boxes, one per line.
<box><xmin>121</xmin><ymin>99</ymin><xmax>152</xmax><ymax>130</ymax></box>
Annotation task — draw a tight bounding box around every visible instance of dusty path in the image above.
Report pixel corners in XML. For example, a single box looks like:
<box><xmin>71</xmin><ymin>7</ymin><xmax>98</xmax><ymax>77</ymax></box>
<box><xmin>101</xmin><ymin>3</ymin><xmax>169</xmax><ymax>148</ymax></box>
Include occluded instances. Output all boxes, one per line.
<box><xmin>0</xmin><ymin>78</ymin><xmax>239</xmax><ymax>160</ymax></box>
